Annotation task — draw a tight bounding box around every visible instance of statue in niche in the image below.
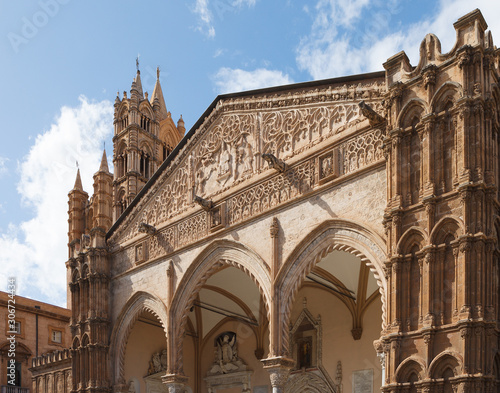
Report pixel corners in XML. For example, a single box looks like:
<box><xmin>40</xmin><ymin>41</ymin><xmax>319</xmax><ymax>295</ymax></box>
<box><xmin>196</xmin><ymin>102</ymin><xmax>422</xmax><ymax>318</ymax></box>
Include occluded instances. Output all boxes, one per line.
<box><xmin>128</xmin><ymin>380</ymin><xmax>136</xmax><ymax>393</ymax></box>
<box><xmin>148</xmin><ymin>350</ymin><xmax>167</xmax><ymax>375</ymax></box>
<box><xmin>208</xmin><ymin>331</ymin><xmax>248</xmax><ymax>375</ymax></box>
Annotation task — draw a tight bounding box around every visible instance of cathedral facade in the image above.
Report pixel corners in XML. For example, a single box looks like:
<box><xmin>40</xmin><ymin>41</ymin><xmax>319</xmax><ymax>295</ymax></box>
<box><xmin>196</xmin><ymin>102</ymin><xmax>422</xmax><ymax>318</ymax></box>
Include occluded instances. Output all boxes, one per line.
<box><xmin>31</xmin><ymin>9</ymin><xmax>500</xmax><ymax>393</ymax></box>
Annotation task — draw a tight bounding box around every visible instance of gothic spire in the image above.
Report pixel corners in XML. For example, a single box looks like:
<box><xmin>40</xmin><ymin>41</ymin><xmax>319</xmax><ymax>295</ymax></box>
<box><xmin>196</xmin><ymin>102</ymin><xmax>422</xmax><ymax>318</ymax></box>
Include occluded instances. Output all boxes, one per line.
<box><xmin>73</xmin><ymin>168</ymin><xmax>83</xmax><ymax>191</ymax></box>
<box><xmin>132</xmin><ymin>69</ymin><xmax>144</xmax><ymax>98</ymax></box>
<box><xmin>98</xmin><ymin>149</ymin><xmax>110</xmax><ymax>173</ymax></box>
<box><xmin>150</xmin><ymin>67</ymin><xmax>168</xmax><ymax>120</ymax></box>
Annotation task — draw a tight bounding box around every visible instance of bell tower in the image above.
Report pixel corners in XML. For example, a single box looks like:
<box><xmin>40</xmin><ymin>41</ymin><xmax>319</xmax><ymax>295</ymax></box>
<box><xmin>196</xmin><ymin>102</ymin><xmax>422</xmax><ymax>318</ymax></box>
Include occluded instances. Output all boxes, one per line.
<box><xmin>112</xmin><ymin>66</ymin><xmax>184</xmax><ymax>221</ymax></box>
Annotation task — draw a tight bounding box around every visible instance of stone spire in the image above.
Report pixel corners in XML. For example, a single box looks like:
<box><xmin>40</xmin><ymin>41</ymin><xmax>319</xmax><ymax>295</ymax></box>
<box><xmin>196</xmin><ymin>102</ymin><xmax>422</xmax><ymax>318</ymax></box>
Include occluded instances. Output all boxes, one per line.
<box><xmin>98</xmin><ymin>149</ymin><xmax>110</xmax><ymax>173</ymax></box>
<box><xmin>133</xmin><ymin>70</ymin><xmax>143</xmax><ymax>97</ymax></box>
<box><xmin>150</xmin><ymin>67</ymin><xmax>168</xmax><ymax>120</ymax></box>
<box><xmin>73</xmin><ymin>168</ymin><xmax>83</xmax><ymax>190</ymax></box>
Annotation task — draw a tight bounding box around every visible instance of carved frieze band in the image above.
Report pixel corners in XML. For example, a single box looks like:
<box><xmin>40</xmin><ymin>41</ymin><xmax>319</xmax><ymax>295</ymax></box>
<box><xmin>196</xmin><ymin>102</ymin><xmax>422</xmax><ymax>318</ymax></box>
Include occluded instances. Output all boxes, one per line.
<box><xmin>109</xmin><ymin>81</ymin><xmax>385</xmax><ymax>245</ymax></box>
<box><xmin>119</xmin><ymin>127</ymin><xmax>385</xmax><ymax>268</ymax></box>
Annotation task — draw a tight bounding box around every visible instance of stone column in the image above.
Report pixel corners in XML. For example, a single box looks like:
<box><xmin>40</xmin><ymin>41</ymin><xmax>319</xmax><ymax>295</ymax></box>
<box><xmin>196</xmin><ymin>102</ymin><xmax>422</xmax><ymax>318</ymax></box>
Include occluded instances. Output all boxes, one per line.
<box><xmin>262</xmin><ymin>357</ymin><xmax>295</xmax><ymax>393</ymax></box>
<box><xmin>162</xmin><ymin>374</ymin><xmax>188</xmax><ymax>393</ymax></box>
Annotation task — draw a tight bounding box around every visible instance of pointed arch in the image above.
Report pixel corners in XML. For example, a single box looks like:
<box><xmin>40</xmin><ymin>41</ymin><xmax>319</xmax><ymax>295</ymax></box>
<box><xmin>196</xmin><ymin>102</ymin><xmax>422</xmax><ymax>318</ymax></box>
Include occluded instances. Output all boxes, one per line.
<box><xmin>397</xmin><ymin>98</ymin><xmax>428</xmax><ymax>129</ymax></box>
<box><xmin>117</xmin><ymin>103</ymin><xmax>129</xmax><ymax>118</ymax></box>
<box><xmin>71</xmin><ymin>336</ymin><xmax>80</xmax><ymax>350</ymax></box>
<box><xmin>71</xmin><ymin>269</ymin><xmax>80</xmax><ymax>283</ymax></box>
<box><xmin>493</xmin><ymin>352</ymin><xmax>500</xmax><ymax>388</ymax></box>
<box><xmin>277</xmin><ymin>219</ymin><xmax>387</xmax><ymax>356</ymax></box>
<box><xmin>81</xmin><ymin>263</ymin><xmax>89</xmax><ymax>278</ymax></box>
<box><xmin>169</xmin><ymin>239</ymin><xmax>271</xmax><ymax>374</ymax></box>
<box><xmin>395</xmin><ymin>356</ymin><xmax>426</xmax><ymax>382</ymax></box>
<box><xmin>139</xmin><ymin>141</ymin><xmax>152</xmax><ymax>156</ymax></box>
<box><xmin>285</xmin><ymin>371</ymin><xmax>336</xmax><ymax>393</ymax></box>
<box><xmin>139</xmin><ymin>101</ymin><xmax>154</xmax><ymax>119</ymax></box>
<box><xmin>397</xmin><ymin>226</ymin><xmax>428</xmax><ymax>255</ymax></box>
<box><xmin>81</xmin><ymin>333</ymin><xmax>89</xmax><ymax>346</ymax></box>
<box><xmin>430</xmin><ymin>216</ymin><xmax>464</xmax><ymax>245</ymax></box>
<box><xmin>117</xmin><ymin>140</ymin><xmax>127</xmax><ymax>154</ymax></box>
<box><xmin>430</xmin><ymin>82</ymin><xmax>462</xmax><ymax>113</ymax></box>
<box><xmin>109</xmin><ymin>291</ymin><xmax>169</xmax><ymax>385</ymax></box>
<box><xmin>428</xmin><ymin>351</ymin><xmax>462</xmax><ymax>379</ymax></box>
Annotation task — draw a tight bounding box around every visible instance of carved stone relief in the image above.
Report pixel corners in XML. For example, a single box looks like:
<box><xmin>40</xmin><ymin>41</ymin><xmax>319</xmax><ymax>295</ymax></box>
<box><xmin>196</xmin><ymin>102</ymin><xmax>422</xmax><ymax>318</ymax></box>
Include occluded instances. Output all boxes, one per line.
<box><xmin>205</xmin><ymin>331</ymin><xmax>252</xmax><ymax>393</ymax></box>
<box><xmin>112</xmin><ymin>123</ymin><xmax>385</xmax><ymax>268</ymax></box>
<box><xmin>149</xmin><ymin>228</ymin><xmax>175</xmax><ymax>260</ymax></box>
<box><xmin>207</xmin><ymin>332</ymin><xmax>249</xmax><ymax>375</ymax></box>
<box><xmin>109</xmin><ymin>81</ymin><xmax>384</xmax><ymax>245</ymax></box>
<box><xmin>227</xmin><ymin>159</ymin><xmax>315</xmax><ymax>226</ymax></box>
<box><xmin>147</xmin><ymin>349</ymin><xmax>168</xmax><ymax>375</ymax></box>
<box><xmin>341</xmin><ymin>129</ymin><xmax>384</xmax><ymax>176</ymax></box>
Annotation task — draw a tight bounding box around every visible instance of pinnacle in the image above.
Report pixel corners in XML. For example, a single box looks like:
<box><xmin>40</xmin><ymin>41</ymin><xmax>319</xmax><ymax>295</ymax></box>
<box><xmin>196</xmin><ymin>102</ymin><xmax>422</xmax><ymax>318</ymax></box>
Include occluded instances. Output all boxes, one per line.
<box><xmin>151</xmin><ymin>68</ymin><xmax>168</xmax><ymax>121</ymax></box>
<box><xmin>132</xmin><ymin>70</ymin><xmax>144</xmax><ymax>98</ymax></box>
<box><xmin>99</xmin><ymin>149</ymin><xmax>110</xmax><ymax>173</ymax></box>
<box><xmin>73</xmin><ymin>168</ymin><xmax>83</xmax><ymax>191</ymax></box>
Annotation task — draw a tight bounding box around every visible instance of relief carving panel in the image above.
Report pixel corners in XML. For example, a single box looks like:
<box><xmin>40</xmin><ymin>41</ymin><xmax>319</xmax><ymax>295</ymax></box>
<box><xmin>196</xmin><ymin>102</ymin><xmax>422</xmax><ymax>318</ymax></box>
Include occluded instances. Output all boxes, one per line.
<box><xmin>110</xmin><ymin>81</ymin><xmax>385</xmax><ymax>246</ymax></box>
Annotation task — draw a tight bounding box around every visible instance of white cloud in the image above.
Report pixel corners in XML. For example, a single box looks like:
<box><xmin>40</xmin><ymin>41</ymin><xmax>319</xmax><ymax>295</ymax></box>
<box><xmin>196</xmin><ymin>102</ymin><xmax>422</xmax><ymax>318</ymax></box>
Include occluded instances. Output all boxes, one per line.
<box><xmin>213</xmin><ymin>67</ymin><xmax>294</xmax><ymax>94</ymax></box>
<box><xmin>194</xmin><ymin>0</ymin><xmax>215</xmax><ymax>38</ymax></box>
<box><xmin>192</xmin><ymin>0</ymin><xmax>257</xmax><ymax>38</ymax></box>
<box><xmin>232</xmin><ymin>0</ymin><xmax>256</xmax><ymax>7</ymax></box>
<box><xmin>0</xmin><ymin>96</ymin><xmax>113</xmax><ymax>307</ymax></box>
<box><xmin>296</xmin><ymin>0</ymin><xmax>500</xmax><ymax>80</ymax></box>
<box><xmin>0</xmin><ymin>156</ymin><xmax>8</xmax><ymax>178</ymax></box>
<box><xmin>213</xmin><ymin>48</ymin><xmax>225</xmax><ymax>58</ymax></box>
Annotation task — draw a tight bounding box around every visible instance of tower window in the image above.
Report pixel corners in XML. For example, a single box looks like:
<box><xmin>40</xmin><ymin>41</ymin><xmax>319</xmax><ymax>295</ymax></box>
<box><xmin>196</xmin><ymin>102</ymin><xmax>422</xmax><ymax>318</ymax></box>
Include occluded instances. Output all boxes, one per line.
<box><xmin>141</xmin><ymin>116</ymin><xmax>151</xmax><ymax>132</ymax></box>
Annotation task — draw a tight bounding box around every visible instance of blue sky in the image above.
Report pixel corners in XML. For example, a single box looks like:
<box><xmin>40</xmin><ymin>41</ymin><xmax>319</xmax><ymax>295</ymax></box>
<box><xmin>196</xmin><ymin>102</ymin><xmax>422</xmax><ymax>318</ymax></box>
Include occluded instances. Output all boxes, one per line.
<box><xmin>1</xmin><ymin>0</ymin><xmax>499</xmax><ymax>307</ymax></box>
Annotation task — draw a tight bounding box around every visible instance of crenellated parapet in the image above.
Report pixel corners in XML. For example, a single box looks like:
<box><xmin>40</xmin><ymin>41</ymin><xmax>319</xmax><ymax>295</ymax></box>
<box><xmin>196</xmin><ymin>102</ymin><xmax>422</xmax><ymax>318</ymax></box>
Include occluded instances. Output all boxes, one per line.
<box><xmin>29</xmin><ymin>349</ymin><xmax>72</xmax><ymax>393</ymax></box>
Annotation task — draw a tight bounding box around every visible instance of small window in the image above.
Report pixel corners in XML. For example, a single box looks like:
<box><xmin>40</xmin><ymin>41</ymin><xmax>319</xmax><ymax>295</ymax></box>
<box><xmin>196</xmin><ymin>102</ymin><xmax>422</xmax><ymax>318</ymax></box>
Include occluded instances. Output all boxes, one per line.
<box><xmin>52</xmin><ymin>330</ymin><xmax>62</xmax><ymax>343</ymax></box>
<box><xmin>13</xmin><ymin>321</ymin><xmax>21</xmax><ymax>334</ymax></box>
<box><xmin>5</xmin><ymin>317</ymin><xmax>25</xmax><ymax>337</ymax></box>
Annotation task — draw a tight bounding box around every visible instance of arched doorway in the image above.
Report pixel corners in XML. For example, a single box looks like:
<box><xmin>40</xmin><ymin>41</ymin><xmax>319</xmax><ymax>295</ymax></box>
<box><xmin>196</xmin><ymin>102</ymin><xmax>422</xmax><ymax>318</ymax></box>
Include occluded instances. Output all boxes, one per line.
<box><xmin>278</xmin><ymin>220</ymin><xmax>387</xmax><ymax>392</ymax></box>
<box><xmin>169</xmin><ymin>241</ymin><xmax>272</xmax><ymax>392</ymax></box>
<box><xmin>287</xmin><ymin>249</ymin><xmax>383</xmax><ymax>392</ymax></box>
<box><xmin>109</xmin><ymin>291</ymin><xmax>169</xmax><ymax>392</ymax></box>
<box><xmin>124</xmin><ymin>310</ymin><xmax>168</xmax><ymax>393</ymax></box>
<box><xmin>185</xmin><ymin>266</ymin><xmax>270</xmax><ymax>392</ymax></box>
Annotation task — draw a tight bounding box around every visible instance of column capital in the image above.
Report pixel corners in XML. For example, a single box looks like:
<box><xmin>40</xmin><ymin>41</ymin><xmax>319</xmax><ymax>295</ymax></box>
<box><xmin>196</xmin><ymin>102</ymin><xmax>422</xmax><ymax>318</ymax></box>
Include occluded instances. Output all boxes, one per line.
<box><xmin>261</xmin><ymin>357</ymin><xmax>295</xmax><ymax>389</ymax></box>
